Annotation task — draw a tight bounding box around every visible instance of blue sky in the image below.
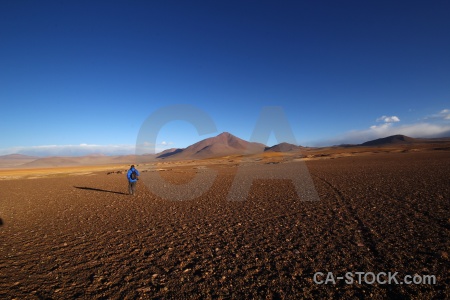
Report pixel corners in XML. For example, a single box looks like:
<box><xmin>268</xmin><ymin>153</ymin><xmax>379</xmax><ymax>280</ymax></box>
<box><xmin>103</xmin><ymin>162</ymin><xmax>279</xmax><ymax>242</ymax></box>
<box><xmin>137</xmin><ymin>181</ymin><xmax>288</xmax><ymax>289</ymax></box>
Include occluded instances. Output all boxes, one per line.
<box><xmin>1</xmin><ymin>0</ymin><xmax>449</xmax><ymax>156</ymax></box>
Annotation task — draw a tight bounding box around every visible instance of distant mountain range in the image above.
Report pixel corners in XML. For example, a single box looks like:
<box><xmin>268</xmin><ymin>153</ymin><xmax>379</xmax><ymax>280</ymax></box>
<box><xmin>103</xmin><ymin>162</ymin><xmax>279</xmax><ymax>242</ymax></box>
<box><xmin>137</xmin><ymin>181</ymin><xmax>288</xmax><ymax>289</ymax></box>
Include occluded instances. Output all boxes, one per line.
<box><xmin>0</xmin><ymin>154</ymin><xmax>40</xmax><ymax>168</ymax></box>
<box><xmin>1</xmin><ymin>133</ymin><xmax>449</xmax><ymax>168</ymax></box>
<box><xmin>359</xmin><ymin>134</ymin><xmax>450</xmax><ymax>146</ymax></box>
<box><xmin>0</xmin><ymin>154</ymin><xmax>40</xmax><ymax>160</ymax></box>
<box><xmin>0</xmin><ymin>154</ymin><xmax>156</xmax><ymax>168</ymax></box>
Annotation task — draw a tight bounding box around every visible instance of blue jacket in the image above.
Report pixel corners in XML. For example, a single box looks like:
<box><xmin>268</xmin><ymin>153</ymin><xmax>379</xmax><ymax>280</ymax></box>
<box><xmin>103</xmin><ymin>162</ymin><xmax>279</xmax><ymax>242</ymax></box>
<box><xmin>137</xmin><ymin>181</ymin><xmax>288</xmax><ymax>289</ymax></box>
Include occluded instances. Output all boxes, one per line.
<box><xmin>127</xmin><ymin>167</ymin><xmax>140</xmax><ymax>183</ymax></box>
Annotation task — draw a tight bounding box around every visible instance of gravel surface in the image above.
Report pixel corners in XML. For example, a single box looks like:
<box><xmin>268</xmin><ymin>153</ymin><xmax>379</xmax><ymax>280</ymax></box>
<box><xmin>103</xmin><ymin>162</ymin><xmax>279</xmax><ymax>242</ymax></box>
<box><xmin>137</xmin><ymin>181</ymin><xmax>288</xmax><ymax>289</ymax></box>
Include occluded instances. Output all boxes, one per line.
<box><xmin>0</xmin><ymin>151</ymin><xmax>449</xmax><ymax>299</ymax></box>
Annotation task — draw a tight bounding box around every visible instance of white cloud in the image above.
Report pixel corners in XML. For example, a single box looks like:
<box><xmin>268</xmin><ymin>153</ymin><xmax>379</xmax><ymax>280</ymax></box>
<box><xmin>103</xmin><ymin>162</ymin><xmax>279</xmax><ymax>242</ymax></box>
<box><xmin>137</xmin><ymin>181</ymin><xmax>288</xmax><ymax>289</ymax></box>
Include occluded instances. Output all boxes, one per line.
<box><xmin>376</xmin><ymin>115</ymin><xmax>400</xmax><ymax>123</ymax></box>
<box><xmin>159</xmin><ymin>141</ymin><xmax>173</xmax><ymax>146</ymax></box>
<box><xmin>369</xmin><ymin>123</ymin><xmax>391</xmax><ymax>130</ymax></box>
<box><xmin>0</xmin><ymin>144</ymin><xmax>160</xmax><ymax>157</ymax></box>
<box><xmin>440</xmin><ymin>109</ymin><xmax>450</xmax><ymax>120</ymax></box>
<box><xmin>424</xmin><ymin>108</ymin><xmax>450</xmax><ymax>120</ymax></box>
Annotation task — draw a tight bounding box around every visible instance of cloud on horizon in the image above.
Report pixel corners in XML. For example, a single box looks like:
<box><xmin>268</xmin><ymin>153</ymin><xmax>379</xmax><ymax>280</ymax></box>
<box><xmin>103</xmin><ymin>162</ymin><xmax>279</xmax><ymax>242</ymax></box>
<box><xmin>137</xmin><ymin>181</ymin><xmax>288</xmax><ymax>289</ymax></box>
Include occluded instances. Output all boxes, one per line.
<box><xmin>312</xmin><ymin>109</ymin><xmax>450</xmax><ymax>146</ymax></box>
<box><xmin>0</xmin><ymin>142</ymin><xmax>173</xmax><ymax>157</ymax></box>
<box><xmin>424</xmin><ymin>108</ymin><xmax>450</xmax><ymax>120</ymax></box>
<box><xmin>312</xmin><ymin>122</ymin><xmax>450</xmax><ymax>146</ymax></box>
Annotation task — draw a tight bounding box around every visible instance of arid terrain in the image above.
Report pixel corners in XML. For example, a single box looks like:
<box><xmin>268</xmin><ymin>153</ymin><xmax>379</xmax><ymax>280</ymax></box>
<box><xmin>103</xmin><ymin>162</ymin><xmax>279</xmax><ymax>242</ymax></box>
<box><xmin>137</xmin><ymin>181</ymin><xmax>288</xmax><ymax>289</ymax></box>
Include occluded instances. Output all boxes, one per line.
<box><xmin>1</xmin><ymin>147</ymin><xmax>449</xmax><ymax>299</ymax></box>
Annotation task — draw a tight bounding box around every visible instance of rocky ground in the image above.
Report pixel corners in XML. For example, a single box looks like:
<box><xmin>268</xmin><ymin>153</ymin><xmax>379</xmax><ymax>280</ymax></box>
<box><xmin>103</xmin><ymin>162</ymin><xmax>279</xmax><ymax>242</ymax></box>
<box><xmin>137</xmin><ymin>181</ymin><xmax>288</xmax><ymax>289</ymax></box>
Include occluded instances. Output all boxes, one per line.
<box><xmin>0</xmin><ymin>151</ymin><xmax>449</xmax><ymax>299</ymax></box>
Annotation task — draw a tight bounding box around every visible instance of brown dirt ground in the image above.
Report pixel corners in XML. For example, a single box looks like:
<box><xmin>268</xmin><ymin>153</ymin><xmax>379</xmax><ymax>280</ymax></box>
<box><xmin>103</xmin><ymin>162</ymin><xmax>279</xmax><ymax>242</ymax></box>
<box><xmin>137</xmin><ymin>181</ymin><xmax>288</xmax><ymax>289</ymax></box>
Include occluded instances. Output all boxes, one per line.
<box><xmin>0</xmin><ymin>151</ymin><xmax>449</xmax><ymax>299</ymax></box>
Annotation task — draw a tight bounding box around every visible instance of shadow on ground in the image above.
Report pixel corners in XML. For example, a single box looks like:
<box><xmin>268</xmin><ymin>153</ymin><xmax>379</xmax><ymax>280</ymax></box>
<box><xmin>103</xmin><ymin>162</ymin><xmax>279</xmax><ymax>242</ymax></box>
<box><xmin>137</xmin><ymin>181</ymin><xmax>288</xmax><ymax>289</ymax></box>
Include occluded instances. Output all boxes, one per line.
<box><xmin>74</xmin><ymin>186</ymin><xmax>128</xmax><ymax>195</ymax></box>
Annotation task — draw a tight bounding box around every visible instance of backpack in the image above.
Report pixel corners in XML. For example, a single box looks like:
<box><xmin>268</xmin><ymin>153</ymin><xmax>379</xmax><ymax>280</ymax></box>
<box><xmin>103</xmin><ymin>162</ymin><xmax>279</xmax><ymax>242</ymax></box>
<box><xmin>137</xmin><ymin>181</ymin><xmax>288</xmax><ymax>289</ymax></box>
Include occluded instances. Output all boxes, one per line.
<box><xmin>130</xmin><ymin>170</ymin><xmax>137</xmax><ymax>180</ymax></box>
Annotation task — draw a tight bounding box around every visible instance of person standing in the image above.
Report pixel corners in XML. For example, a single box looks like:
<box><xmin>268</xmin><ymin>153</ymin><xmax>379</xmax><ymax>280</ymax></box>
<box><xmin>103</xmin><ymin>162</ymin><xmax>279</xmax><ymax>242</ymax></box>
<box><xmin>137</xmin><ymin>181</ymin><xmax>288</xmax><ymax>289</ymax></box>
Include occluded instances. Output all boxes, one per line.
<box><xmin>127</xmin><ymin>165</ymin><xmax>140</xmax><ymax>195</ymax></box>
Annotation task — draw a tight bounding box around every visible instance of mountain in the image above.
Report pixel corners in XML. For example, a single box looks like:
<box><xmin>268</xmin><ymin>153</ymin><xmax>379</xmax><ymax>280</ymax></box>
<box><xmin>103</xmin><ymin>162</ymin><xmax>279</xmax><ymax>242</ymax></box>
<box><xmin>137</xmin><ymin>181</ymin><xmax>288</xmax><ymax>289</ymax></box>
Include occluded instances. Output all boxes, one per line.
<box><xmin>360</xmin><ymin>135</ymin><xmax>419</xmax><ymax>146</ymax></box>
<box><xmin>264</xmin><ymin>142</ymin><xmax>301</xmax><ymax>152</ymax></box>
<box><xmin>161</xmin><ymin>132</ymin><xmax>266</xmax><ymax>159</ymax></box>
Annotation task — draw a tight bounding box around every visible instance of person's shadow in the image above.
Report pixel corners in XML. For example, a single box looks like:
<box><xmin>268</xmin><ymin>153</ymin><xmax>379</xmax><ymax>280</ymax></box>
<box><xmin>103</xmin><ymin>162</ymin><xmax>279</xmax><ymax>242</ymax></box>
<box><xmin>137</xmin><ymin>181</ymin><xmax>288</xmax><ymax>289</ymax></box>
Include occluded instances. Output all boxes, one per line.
<box><xmin>74</xmin><ymin>186</ymin><xmax>128</xmax><ymax>195</ymax></box>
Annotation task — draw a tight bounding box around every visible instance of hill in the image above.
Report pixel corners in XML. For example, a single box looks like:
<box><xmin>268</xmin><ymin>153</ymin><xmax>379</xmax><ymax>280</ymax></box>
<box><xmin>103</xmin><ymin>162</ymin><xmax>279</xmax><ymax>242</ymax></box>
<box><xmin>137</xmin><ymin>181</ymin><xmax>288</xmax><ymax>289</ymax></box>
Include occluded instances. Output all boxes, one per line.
<box><xmin>264</xmin><ymin>142</ymin><xmax>301</xmax><ymax>152</ymax></box>
<box><xmin>360</xmin><ymin>135</ymin><xmax>418</xmax><ymax>146</ymax></box>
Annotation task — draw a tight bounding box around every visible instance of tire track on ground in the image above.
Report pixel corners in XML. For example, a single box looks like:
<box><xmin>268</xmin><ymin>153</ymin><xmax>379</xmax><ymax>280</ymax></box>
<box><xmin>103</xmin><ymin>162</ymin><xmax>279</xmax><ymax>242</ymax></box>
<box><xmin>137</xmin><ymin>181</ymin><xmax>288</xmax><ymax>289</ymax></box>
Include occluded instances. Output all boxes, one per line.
<box><xmin>312</xmin><ymin>173</ymin><xmax>409</xmax><ymax>298</ymax></box>
<box><xmin>312</xmin><ymin>174</ymin><xmax>381</xmax><ymax>259</ymax></box>
<box><xmin>332</xmin><ymin>174</ymin><xmax>450</xmax><ymax>232</ymax></box>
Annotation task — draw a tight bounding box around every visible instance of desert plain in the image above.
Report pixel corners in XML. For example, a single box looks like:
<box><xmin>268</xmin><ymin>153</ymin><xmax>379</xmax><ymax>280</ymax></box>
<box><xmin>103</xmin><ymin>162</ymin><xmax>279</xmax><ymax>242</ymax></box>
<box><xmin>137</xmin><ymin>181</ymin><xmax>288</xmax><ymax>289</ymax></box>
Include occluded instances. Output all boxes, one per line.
<box><xmin>0</xmin><ymin>145</ymin><xmax>449</xmax><ymax>299</ymax></box>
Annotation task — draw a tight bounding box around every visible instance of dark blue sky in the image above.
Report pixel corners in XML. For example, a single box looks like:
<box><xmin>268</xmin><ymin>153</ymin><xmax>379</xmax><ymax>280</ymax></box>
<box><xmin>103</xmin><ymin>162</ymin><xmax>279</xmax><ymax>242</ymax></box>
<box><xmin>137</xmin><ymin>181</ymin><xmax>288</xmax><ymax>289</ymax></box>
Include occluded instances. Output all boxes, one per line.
<box><xmin>1</xmin><ymin>1</ymin><xmax>449</xmax><ymax>155</ymax></box>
